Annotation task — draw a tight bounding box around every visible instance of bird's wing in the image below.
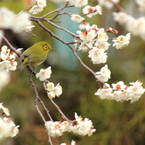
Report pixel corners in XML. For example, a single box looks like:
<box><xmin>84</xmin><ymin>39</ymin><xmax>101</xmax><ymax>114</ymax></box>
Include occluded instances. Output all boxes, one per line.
<box><xmin>25</xmin><ymin>53</ymin><xmax>46</xmax><ymax>64</ymax></box>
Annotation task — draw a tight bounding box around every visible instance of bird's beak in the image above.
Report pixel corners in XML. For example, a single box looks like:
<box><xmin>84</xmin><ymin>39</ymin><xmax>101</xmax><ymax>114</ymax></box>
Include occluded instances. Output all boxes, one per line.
<box><xmin>50</xmin><ymin>48</ymin><xmax>53</xmax><ymax>51</ymax></box>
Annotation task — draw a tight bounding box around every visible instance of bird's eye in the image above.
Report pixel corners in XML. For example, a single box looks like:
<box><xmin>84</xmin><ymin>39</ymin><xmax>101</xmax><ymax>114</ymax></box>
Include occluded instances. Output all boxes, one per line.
<box><xmin>43</xmin><ymin>45</ymin><xmax>48</xmax><ymax>50</ymax></box>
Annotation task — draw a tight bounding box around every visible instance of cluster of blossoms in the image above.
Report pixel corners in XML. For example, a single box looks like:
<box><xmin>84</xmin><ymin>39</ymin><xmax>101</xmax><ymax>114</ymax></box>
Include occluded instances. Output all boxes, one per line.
<box><xmin>36</xmin><ymin>67</ymin><xmax>62</xmax><ymax>98</ymax></box>
<box><xmin>0</xmin><ymin>7</ymin><xmax>34</xmax><ymax>33</ymax></box>
<box><xmin>95</xmin><ymin>81</ymin><xmax>145</xmax><ymax>103</ymax></box>
<box><xmin>0</xmin><ymin>103</ymin><xmax>19</xmax><ymax>138</ymax></box>
<box><xmin>71</xmin><ymin>5</ymin><xmax>131</xmax><ymax>65</ymax></box>
<box><xmin>113</xmin><ymin>12</ymin><xmax>145</xmax><ymax>40</ymax></box>
<box><xmin>45</xmin><ymin>113</ymin><xmax>96</xmax><ymax>137</ymax></box>
<box><xmin>29</xmin><ymin>0</ymin><xmax>46</xmax><ymax>15</ymax></box>
<box><xmin>0</xmin><ymin>45</ymin><xmax>18</xmax><ymax>71</ymax></box>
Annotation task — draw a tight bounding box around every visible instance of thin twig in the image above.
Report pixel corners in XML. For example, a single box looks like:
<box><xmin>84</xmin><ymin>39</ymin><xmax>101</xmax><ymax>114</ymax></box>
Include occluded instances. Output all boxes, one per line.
<box><xmin>2</xmin><ymin>36</ymin><xmax>20</xmax><ymax>56</ymax></box>
<box><xmin>41</xmin><ymin>2</ymin><xmax>69</xmax><ymax>18</ymax></box>
<box><xmin>48</xmin><ymin>136</ymin><xmax>53</xmax><ymax>145</ymax></box>
<box><xmin>28</xmin><ymin>71</ymin><xmax>46</xmax><ymax>122</ymax></box>
<box><xmin>49</xmin><ymin>98</ymin><xmax>69</xmax><ymax>121</ymax></box>
<box><xmin>45</xmin><ymin>19</ymin><xmax>79</xmax><ymax>38</ymax></box>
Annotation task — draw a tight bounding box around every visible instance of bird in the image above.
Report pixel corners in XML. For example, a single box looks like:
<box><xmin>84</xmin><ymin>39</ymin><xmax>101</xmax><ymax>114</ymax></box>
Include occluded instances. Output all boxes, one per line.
<box><xmin>18</xmin><ymin>41</ymin><xmax>52</xmax><ymax>70</ymax></box>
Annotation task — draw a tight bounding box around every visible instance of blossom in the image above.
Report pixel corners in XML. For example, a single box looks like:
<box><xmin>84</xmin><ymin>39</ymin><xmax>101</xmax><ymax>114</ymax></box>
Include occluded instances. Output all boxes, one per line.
<box><xmin>70</xmin><ymin>113</ymin><xmax>96</xmax><ymax>136</ymax></box>
<box><xmin>29</xmin><ymin>0</ymin><xmax>46</xmax><ymax>15</ymax></box>
<box><xmin>0</xmin><ymin>104</ymin><xmax>19</xmax><ymax>138</ymax></box>
<box><xmin>112</xmin><ymin>12</ymin><xmax>131</xmax><ymax>25</ymax></box>
<box><xmin>46</xmin><ymin>82</ymin><xmax>62</xmax><ymax>98</ymax></box>
<box><xmin>71</xmin><ymin>14</ymin><xmax>85</xmax><ymax>23</ymax></box>
<box><xmin>45</xmin><ymin>121</ymin><xmax>70</xmax><ymax>137</ymax></box>
<box><xmin>112</xmin><ymin>33</ymin><xmax>131</xmax><ymax>49</ymax></box>
<box><xmin>0</xmin><ymin>7</ymin><xmax>34</xmax><ymax>33</ymax></box>
<box><xmin>136</xmin><ymin>0</ymin><xmax>145</xmax><ymax>12</ymax></box>
<box><xmin>0</xmin><ymin>7</ymin><xmax>14</xmax><ymax>29</ymax></box>
<box><xmin>88</xmin><ymin>47</ymin><xmax>107</xmax><ymax>64</ymax></box>
<box><xmin>36</xmin><ymin>0</ymin><xmax>46</xmax><ymax>7</ymax></box>
<box><xmin>0</xmin><ymin>45</ymin><xmax>18</xmax><ymax>71</ymax></box>
<box><xmin>78</xmin><ymin>41</ymin><xmax>93</xmax><ymax>52</ymax></box>
<box><xmin>29</xmin><ymin>5</ymin><xmax>43</xmax><ymax>15</ymax></box>
<box><xmin>98</xmin><ymin>0</ymin><xmax>120</xmax><ymax>9</ymax></box>
<box><xmin>0</xmin><ymin>103</ymin><xmax>10</xmax><ymax>116</ymax></box>
<box><xmin>97</xmin><ymin>29</ymin><xmax>109</xmax><ymax>42</ymax></box>
<box><xmin>12</xmin><ymin>12</ymin><xmax>33</xmax><ymax>33</ymax></box>
<box><xmin>60</xmin><ymin>141</ymin><xmax>76</xmax><ymax>145</ymax></box>
<box><xmin>127</xmin><ymin>17</ymin><xmax>145</xmax><ymax>40</ymax></box>
<box><xmin>95</xmin><ymin>81</ymin><xmax>145</xmax><ymax>103</ymax></box>
<box><xmin>1</xmin><ymin>118</ymin><xmax>19</xmax><ymax>138</ymax></box>
<box><xmin>77</xmin><ymin>29</ymin><xmax>97</xmax><ymax>42</ymax></box>
<box><xmin>66</xmin><ymin>0</ymin><xmax>88</xmax><ymax>7</ymax></box>
<box><xmin>95</xmin><ymin>41</ymin><xmax>110</xmax><ymax>51</ymax></box>
<box><xmin>83</xmin><ymin>5</ymin><xmax>102</xmax><ymax>17</ymax></box>
<box><xmin>36</xmin><ymin>66</ymin><xmax>52</xmax><ymax>81</ymax></box>
<box><xmin>95</xmin><ymin>65</ymin><xmax>111</xmax><ymax>82</ymax></box>
<box><xmin>78</xmin><ymin>21</ymin><xmax>90</xmax><ymax>30</ymax></box>
<box><xmin>23</xmin><ymin>25</ymin><xmax>35</xmax><ymax>32</ymax></box>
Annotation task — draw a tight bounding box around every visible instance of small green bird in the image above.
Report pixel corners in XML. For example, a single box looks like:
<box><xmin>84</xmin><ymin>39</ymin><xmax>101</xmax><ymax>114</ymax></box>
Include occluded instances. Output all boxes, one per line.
<box><xmin>18</xmin><ymin>41</ymin><xmax>52</xmax><ymax>70</ymax></box>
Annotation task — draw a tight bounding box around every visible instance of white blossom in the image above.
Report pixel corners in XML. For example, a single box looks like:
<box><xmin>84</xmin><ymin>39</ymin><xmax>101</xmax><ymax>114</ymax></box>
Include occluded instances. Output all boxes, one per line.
<box><xmin>0</xmin><ymin>104</ymin><xmax>19</xmax><ymax>138</ymax></box>
<box><xmin>36</xmin><ymin>67</ymin><xmax>52</xmax><ymax>81</ymax></box>
<box><xmin>46</xmin><ymin>82</ymin><xmax>62</xmax><ymax>98</ymax></box>
<box><xmin>136</xmin><ymin>0</ymin><xmax>145</xmax><ymax>12</ymax></box>
<box><xmin>95</xmin><ymin>41</ymin><xmax>110</xmax><ymax>51</ymax></box>
<box><xmin>0</xmin><ymin>45</ymin><xmax>18</xmax><ymax>71</ymax></box>
<box><xmin>78</xmin><ymin>41</ymin><xmax>93</xmax><ymax>52</ymax></box>
<box><xmin>0</xmin><ymin>103</ymin><xmax>10</xmax><ymax>116</ymax></box>
<box><xmin>29</xmin><ymin>0</ymin><xmax>46</xmax><ymax>15</ymax></box>
<box><xmin>83</xmin><ymin>5</ymin><xmax>102</xmax><ymax>17</ymax></box>
<box><xmin>66</xmin><ymin>0</ymin><xmax>88</xmax><ymax>7</ymax></box>
<box><xmin>113</xmin><ymin>12</ymin><xmax>131</xmax><ymax>25</ymax></box>
<box><xmin>70</xmin><ymin>113</ymin><xmax>96</xmax><ymax>136</ymax></box>
<box><xmin>0</xmin><ymin>7</ymin><xmax>14</xmax><ymax>29</ymax></box>
<box><xmin>36</xmin><ymin>0</ymin><xmax>46</xmax><ymax>7</ymax></box>
<box><xmin>88</xmin><ymin>47</ymin><xmax>107</xmax><ymax>64</ymax></box>
<box><xmin>77</xmin><ymin>29</ymin><xmax>97</xmax><ymax>42</ymax></box>
<box><xmin>0</xmin><ymin>7</ymin><xmax>34</xmax><ymax>33</ymax></box>
<box><xmin>98</xmin><ymin>0</ymin><xmax>119</xmax><ymax>9</ymax></box>
<box><xmin>71</xmin><ymin>14</ymin><xmax>85</xmax><ymax>23</ymax></box>
<box><xmin>112</xmin><ymin>33</ymin><xmax>131</xmax><ymax>49</ymax></box>
<box><xmin>95</xmin><ymin>65</ymin><xmax>111</xmax><ymax>82</ymax></box>
<box><xmin>45</xmin><ymin>121</ymin><xmax>70</xmax><ymax>137</ymax></box>
<box><xmin>29</xmin><ymin>5</ymin><xmax>43</xmax><ymax>15</ymax></box>
<box><xmin>78</xmin><ymin>21</ymin><xmax>90</xmax><ymax>30</ymax></box>
<box><xmin>60</xmin><ymin>141</ymin><xmax>75</xmax><ymax>145</ymax></box>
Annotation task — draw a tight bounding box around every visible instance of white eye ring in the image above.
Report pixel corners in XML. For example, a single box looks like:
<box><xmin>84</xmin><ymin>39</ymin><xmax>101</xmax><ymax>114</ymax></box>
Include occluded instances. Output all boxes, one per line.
<box><xmin>44</xmin><ymin>45</ymin><xmax>48</xmax><ymax>49</ymax></box>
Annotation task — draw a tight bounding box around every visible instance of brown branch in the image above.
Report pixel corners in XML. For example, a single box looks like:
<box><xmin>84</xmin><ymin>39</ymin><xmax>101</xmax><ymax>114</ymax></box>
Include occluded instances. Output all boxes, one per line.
<box><xmin>2</xmin><ymin>36</ymin><xmax>20</xmax><ymax>56</ymax></box>
<box><xmin>28</xmin><ymin>71</ymin><xmax>53</xmax><ymax>122</ymax></box>
<box><xmin>45</xmin><ymin>19</ymin><xmax>79</xmax><ymax>38</ymax></box>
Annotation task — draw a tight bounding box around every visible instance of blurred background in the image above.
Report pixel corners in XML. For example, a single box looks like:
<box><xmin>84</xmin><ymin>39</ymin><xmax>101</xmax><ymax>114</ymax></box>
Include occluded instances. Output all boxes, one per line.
<box><xmin>0</xmin><ymin>0</ymin><xmax>145</xmax><ymax>145</ymax></box>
